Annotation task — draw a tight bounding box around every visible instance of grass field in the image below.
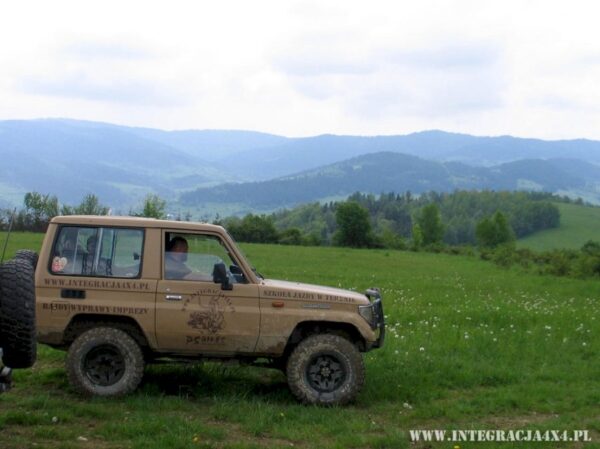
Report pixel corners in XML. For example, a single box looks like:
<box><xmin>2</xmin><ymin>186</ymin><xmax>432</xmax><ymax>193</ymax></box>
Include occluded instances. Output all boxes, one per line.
<box><xmin>0</xmin><ymin>232</ymin><xmax>44</xmax><ymax>264</ymax></box>
<box><xmin>518</xmin><ymin>203</ymin><xmax>600</xmax><ymax>251</ymax></box>
<box><xmin>1</xmin><ymin>236</ymin><xmax>600</xmax><ymax>448</ymax></box>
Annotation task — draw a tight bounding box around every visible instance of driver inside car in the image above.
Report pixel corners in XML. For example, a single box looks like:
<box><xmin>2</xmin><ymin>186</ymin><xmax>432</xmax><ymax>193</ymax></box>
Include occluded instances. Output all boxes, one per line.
<box><xmin>164</xmin><ymin>236</ymin><xmax>213</xmax><ymax>281</ymax></box>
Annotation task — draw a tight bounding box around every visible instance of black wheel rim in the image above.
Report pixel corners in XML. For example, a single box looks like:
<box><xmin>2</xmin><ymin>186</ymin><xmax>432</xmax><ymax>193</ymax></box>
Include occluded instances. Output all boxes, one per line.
<box><xmin>83</xmin><ymin>344</ymin><xmax>125</xmax><ymax>386</ymax></box>
<box><xmin>306</xmin><ymin>352</ymin><xmax>347</xmax><ymax>393</ymax></box>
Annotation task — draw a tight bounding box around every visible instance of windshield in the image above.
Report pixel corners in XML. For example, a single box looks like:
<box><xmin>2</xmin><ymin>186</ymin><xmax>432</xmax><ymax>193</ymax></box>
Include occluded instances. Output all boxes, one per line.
<box><xmin>225</xmin><ymin>229</ymin><xmax>263</xmax><ymax>280</ymax></box>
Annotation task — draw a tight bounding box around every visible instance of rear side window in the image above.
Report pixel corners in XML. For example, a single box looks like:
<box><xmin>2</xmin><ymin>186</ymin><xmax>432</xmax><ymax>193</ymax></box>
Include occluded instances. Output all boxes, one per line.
<box><xmin>51</xmin><ymin>226</ymin><xmax>144</xmax><ymax>278</ymax></box>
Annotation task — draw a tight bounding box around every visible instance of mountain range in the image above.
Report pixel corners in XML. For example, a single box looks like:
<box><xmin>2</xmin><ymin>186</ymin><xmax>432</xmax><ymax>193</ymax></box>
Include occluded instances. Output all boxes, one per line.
<box><xmin>1</xmin><ymin>118</ymin><xmax>600</xmax><ymax>213</ymax></box>
<box><xmin>180</xmin><ymin>153</ymin><xmax>600</xmax><ymax>210</ymax></box>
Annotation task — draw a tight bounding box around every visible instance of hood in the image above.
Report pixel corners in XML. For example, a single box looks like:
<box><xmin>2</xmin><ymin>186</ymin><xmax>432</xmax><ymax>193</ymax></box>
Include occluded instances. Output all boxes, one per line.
<box><xmin>260</xmin><ymin>279</ymin><xmax>369</xmax><ymax>305</ymax></box>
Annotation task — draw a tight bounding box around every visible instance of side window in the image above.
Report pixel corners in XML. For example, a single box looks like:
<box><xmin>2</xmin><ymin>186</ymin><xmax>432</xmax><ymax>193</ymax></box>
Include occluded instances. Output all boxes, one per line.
<box><xmin>164</xmin><ymin>232</ymin><xmax>246</xmax><ymax>283</ymax></box>
<box><xmin>51</xmin><ymin>226</ymin><xmax>143</xmax><ymax>278</ymax></box>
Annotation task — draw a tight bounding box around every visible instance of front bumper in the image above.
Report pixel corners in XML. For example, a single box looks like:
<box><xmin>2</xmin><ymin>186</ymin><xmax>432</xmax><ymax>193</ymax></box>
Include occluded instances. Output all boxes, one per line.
<box><xmin>365</xmin><ymin>288</ymin><xmax>385</xmax><ymax>349</ymax></box>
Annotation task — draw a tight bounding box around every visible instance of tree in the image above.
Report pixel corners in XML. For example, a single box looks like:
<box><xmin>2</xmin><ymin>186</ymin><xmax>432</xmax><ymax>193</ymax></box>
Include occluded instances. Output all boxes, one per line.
<box><xmin>132</xmin><ymin>194</ymin><xmax>166</xmax><ymax>219</ymax></box>
<box><xmin>23</xmin><ymin>192</ymin><xmax>59</xmax><ymax>231</ymax></box>
<box><xmin>417</xmin><ymin>203</ymin><xmax>444</xmax><ymax>246</ymax></box>
<box><xmin>411</xmin><ymin>223</ymin><xmax>423</xmax><ymax>250</ymax></box>
<box><xmin>74</xmin><ymin>194</ymin><xmax>109</xmax><ymax>215</ymax></box>
<box><xmin>333</xmin><ymin>201</ymin><xmax>373</xmax><ymax>248</ymax></box>
<box><xmin>476</xmin><ymin>211</ymin><xmax>515</xmax><ymax>248</ymax></box>
<box><xmin>227</xmin><ymin>214</ymin><xmax>279</xmax><ymax>243</ymax></box>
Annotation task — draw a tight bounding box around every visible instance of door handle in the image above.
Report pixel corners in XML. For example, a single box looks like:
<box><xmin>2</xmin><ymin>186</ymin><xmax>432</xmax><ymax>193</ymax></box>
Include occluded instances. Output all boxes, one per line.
<box><xmin>165</xmin><ymin>294</ymin><xmax>182</xmax><ymax>301</ymax></box>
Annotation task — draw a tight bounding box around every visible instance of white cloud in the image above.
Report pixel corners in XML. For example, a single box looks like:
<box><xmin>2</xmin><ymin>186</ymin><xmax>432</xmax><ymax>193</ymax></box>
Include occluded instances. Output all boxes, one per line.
<box><xmin>19</xmin><ymin>72</ymin><xmax>187</xmax><ymax>106</ymax></box>
<box><xmin>1</xmin><ymin>0</ymin><xmax>600</xmax><ymax>139</ymax></box>
<box><xmin>61</xmin><ymin>40</ymin><xmax>155</xmax><ymax>61</ymax></box>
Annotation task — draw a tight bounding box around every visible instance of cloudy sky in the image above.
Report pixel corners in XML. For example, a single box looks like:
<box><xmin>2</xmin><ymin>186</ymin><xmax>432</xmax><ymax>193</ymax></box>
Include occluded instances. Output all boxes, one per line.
<box><xmin>2</xmin><ymin>1</ymin><xmax>600</xmax><ymax>139</ymax></box>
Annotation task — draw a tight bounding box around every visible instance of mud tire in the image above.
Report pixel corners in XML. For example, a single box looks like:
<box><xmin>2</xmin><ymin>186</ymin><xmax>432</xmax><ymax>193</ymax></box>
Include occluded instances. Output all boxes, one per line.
<box><xmin>0</xmin><ymin>259</ymin><xmax>37</xmax><ymax>368</ymax></box>
<box><xmin>66</xmin><ymin>327</ymin><xmax>144</xmax><ymax>397</ymax></box>
<box><xmin>286</xmin><ymin>334</ymin><xmax>365</xmax><ymax>406</ymax></box>
<box><xmin>14</xmin><ymin>250</ymin><xmax>39</xmax><ymax>270</ymax></box>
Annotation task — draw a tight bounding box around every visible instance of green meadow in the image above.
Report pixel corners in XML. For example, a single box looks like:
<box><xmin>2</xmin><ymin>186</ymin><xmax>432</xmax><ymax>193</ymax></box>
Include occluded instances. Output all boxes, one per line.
<box><xmin>0</xmin><ymin>232</ymin><xmax>44</xmax><ymax>263</ymax></box>
<box><xmin>518</xmin><ymin>203</ymin><xmax>600</xmax><ymax>251</ymax></box>
<box><xmin>0</xmin><ymin>236</ymin><xmax>599</xmax><ymax>448</ymax></box>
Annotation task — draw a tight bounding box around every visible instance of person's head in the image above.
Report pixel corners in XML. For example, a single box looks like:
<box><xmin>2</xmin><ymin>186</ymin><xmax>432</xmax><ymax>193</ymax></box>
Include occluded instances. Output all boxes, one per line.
<box><xmin>61</xmin><ymin>229</ymin><xmax>77</xmax><ymax>252</ymax></box>
<box><xmin>86</xmin><ymin>236</ymin><xmax>97</xmax><ymax>253</ymax></box>
<box><xmin>167</xmin><ymin>236</ymin><xmax>188</xmax><ymax>262</ymax></box>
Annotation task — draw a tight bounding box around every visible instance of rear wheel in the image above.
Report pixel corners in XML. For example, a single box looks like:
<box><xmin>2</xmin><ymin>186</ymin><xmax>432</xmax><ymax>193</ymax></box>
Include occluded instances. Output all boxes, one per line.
<box><xmin>0</xmin><ymin>259</ymin><xmax>37</xmax><ymax>368</ymax></box>
<box><xmin>66</xmin><ymin>327</ymin><xmax>144</xmax><ymax>397</ymax></box>
<box><xmin>286</xmin><ymin>334</ymin><xmax>365</xmax><ymax>405</ymax></box>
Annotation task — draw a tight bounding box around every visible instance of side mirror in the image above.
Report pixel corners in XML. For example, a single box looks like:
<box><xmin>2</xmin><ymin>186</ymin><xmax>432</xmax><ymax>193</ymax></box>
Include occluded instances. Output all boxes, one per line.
<box><xmin>212</xmin><ymin>262</ymin><xmax>233</xmax><ymax>290</ymax></box>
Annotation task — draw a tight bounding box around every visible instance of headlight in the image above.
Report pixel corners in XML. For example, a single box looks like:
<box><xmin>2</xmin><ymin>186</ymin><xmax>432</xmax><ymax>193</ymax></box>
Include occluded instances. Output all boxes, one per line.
<box><xmin>358</xmin><ymin>304</ymin><xmax>374</xmax><ymax>326</ymax></box>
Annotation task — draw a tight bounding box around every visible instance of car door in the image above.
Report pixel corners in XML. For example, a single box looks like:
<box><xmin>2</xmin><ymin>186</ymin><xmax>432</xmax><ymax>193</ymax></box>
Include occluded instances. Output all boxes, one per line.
<box><xmin>155</xmin><ymin>230</ymin><xmax>260</xmax><ymax>355</ymax></box>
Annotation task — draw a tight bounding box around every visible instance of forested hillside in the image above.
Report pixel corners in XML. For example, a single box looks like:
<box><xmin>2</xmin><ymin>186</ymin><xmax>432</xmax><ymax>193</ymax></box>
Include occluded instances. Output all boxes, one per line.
<box><xmin>224</xmin><ymin>190</ymin><xmax>562</xmax><ymax>246</ymax></box>
<box><xmin>183</xmin><ymin>152</ymin><xmax>600</xmax><ymax>211</ymax></box>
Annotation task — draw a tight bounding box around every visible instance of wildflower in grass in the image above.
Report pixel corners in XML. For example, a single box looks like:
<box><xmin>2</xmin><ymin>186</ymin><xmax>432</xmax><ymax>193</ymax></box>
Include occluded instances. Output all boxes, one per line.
<box><xmin>419</xmin><ymin>347</ymin><xmax>425</xmax><ymax>352</ymax></box>
<box><xmin>403</xmin><ymin>402</ymin><xmax>413</xmax><ymax>409</ymax></box>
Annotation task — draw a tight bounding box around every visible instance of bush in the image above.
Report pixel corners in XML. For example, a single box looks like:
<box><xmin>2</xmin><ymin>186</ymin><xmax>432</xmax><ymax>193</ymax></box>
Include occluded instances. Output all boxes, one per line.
<box><xmin>378</xmin><ymin>227</ymin><xmax>406</xmax><ymax>250</ymax></box>
<box><xmin>444</xmin><ymin>245</ymin><xmax>475</xmax><ymax>257</ymax></box>
<box><xmin>491</xmin><ymin>244</ymin><xmax>518</xmax><ymax>268</ymax></box>
<box><xmin>572</xmin><ymin>241</ymin><xmax>600</xmax><ymax>278</ymax></box>
<box><xmin>278</xmin><ymin>228</ymin><xmax>303</xmax><ymax>245</ymax></box>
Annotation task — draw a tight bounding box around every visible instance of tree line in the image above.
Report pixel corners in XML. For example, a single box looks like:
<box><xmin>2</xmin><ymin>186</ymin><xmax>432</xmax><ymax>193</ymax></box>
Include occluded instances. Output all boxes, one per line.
<box><xmin>219</xmin><ymin>191</ymin><xmax>600</xmax><ymax>279</ymax></box>
<box><xmin>2</xmin><ymin>189</ymin><xmax>598</xmax><ymax>279</ymax></box>
<box><xmin>0</xmin><ymin>193</ymin><xmax>169</xmax><ymax>232</ymax></box>
<box><xmin>224</xmin><ymin>190</ymin><xmax>561</xmax><ymax>248</ymax></box>
<box><xmin>1</xmin><ymin>189</ymin><xmax>563</xmax><ymax>249</ymax></box>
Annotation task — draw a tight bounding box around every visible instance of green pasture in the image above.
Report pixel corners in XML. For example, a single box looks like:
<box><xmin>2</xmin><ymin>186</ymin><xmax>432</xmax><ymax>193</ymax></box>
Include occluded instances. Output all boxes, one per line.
<box><xmin>0</xmin><ymin>232</ymin><xmax>44</xmax><ymax>263</ymax></box>
<box><xmin>1</xmin><ymin>235</ymin><xmax>599</xmax><ymax>448</ymax></box>
<box><xmin>518</xmin><ymin>203</ymin><xmax>600</xmax><ymax>251</ymax></box>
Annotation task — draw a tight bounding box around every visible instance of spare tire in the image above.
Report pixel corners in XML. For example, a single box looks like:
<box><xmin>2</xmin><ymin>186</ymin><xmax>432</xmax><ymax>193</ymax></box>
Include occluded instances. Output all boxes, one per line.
<box><xmin>15</xmin><ymin>250</ymin><xmax>39</xmax><ymax>270</ymax></box>
<box><xmin>0</xmin><ymin>259</ymin><xmax>36</xmax><ymax>368</ymax></box>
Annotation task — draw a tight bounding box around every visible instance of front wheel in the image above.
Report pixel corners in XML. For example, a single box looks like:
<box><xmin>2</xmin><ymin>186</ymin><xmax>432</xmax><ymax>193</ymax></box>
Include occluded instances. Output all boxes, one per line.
<box><xmin>286</xmin><ymin>334</ymin><xmax>365</xmax><ymax>406</ymax></box>
<box><xmin>66</xmin><ymin>327</ymin><xmax>144</xmax><ymax>397</ymax></box>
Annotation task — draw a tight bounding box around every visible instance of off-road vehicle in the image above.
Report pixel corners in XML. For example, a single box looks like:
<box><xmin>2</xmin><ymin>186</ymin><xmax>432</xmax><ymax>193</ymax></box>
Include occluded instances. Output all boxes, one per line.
<box><xmin>36</xmin><ymin>215</ymin><xmax>384</xmax><ymax>405</ymax></box>
<box><xmin>0</xmin><ymin>250</ymin><xmax>38</xmax><ymax>393</ymax></box>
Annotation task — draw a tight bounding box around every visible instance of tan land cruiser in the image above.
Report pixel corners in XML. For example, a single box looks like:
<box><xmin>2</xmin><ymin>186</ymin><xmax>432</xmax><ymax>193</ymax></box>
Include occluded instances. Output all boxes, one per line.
<box><xmin>35</xmin><ymin>215</ymin><xmax>384</xmax><ymax>405</ymax></box>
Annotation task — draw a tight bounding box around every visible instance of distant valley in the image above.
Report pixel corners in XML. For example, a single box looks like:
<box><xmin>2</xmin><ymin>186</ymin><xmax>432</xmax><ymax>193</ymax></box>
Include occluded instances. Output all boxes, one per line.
<box><xmin>1</xmin><ymin>118</ymin><xmax>600</xmax><ymax>215</ymax></box>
